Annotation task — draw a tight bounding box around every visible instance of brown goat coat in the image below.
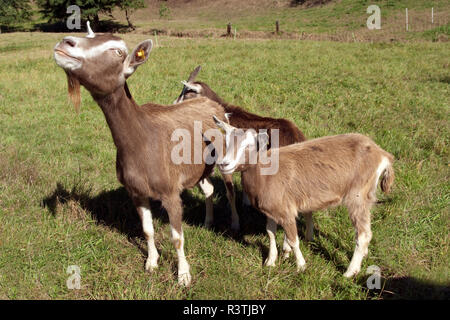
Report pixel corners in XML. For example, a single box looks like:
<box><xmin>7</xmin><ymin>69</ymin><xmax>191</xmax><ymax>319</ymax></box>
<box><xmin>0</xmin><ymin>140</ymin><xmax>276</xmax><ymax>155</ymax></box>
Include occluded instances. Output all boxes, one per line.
<box><xmin>92</xmin><ymin>88</ymin><xmax>225</xmax><ymax>232</ymax></box>
<box><xmin>241</xmin><ymin>134</ymin><xmax>394</xmax><ymax>228</ymax></box>
<box><xmin>188</xmin><ymin>81</ymin><xmax>306</xmax><ymax>147</ymax></box>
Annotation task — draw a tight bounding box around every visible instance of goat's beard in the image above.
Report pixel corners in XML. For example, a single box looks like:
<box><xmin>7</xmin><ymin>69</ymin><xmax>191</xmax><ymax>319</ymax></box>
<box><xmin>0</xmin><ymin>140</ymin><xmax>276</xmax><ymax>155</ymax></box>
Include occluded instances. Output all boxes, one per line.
<box><xmin>66</xmin><ymin>72</ymin><xmax>81</xmax><ymax>113</ymax></box>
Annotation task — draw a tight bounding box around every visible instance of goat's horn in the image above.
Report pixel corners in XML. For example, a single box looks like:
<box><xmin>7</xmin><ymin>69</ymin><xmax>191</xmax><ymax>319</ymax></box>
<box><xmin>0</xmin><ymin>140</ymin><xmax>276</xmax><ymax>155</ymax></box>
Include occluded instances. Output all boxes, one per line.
<box><xmin>187</xmin><ymin>65</ymin><xmax>202</xmax><ymax>82</ymax></box>
<box><xmin>86</xmin><ymin>21</ymin><xmax>95</xmax><ymax>38</ymax></box>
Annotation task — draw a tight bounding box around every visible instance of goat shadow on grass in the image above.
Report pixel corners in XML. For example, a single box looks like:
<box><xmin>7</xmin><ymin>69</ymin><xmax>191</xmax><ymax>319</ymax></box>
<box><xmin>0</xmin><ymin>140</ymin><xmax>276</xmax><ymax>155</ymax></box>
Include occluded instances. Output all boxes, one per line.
<box><xmin>41</xmin><ymin>176</ymin><xmax>268</xmax><ymax>246</ymax></box>
<box><xmin>348</xmin><ymin>274</ymin><xmax>450</xmax><ymax>300</ymax></box>
<box><xmin>41</xmin><ymin>178</ymin><xmax>361</xmax><ymax>272</ymax></box>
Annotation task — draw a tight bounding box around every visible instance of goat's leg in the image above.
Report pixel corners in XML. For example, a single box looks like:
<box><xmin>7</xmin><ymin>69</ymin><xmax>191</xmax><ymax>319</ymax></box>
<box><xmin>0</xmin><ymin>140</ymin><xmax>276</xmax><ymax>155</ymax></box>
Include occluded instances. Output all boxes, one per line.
<box><xmin>281</xmin><ymin>219</ymin><xmax>306</xmax><ymax>272</ymax></box>
<box><xmin>282</xmin><ymin>233</ymin><xmax>292</xmax><ymax>259</ymax></box>
<box><xmin>242</xmin><ymin>191</ymin><xmax>251</xmax><ymax>207</ymax></box>
<box><xmin>344</xmin><ymin>205</ymin><xmax>372</xmax><ymax>278</ymax></box>
<box><xmin>134</xmin><ymin>197</ymin><xmax>159</xmax><ymax>271</ymax></box>
<box><xmin>162</xmin><ymin>194</ymin><xmax>191</xmax><ymax>286</ymax></box>
<box><xmin>198</xmin><ymin>178</ymin><xmax>214</xmax><ymax>229</ymax></box>
<box><xmin>304</xmin><ymin>212</ymin><xmax>314</xmax><ymax>241</ymax></box>
<box><xmin>264</xmin><ymin>218</ymin><xmax>278</xmax><ymax>267</ymax></box>
<box><xmin>222</xmin><ymin>173</ymin><xmax>240</xmax><ymax>232</ymax></box>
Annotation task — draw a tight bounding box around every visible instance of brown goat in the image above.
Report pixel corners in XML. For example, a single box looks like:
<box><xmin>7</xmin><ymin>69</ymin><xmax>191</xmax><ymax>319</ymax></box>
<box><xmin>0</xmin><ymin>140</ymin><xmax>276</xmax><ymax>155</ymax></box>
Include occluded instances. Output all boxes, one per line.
<box><xmin>53</xmin><ymin>26</ymin><xmax>226</xmax><ymax>286</ymax></box>
<box><xmin>214</xmin><ymin>117</ymin><xmax>394</xmax><ymax>277</ymax></box>
<box><xmin>174</xmin><ymin>66</ymin><xmax>306</xmax><ymax>231</ymax></box>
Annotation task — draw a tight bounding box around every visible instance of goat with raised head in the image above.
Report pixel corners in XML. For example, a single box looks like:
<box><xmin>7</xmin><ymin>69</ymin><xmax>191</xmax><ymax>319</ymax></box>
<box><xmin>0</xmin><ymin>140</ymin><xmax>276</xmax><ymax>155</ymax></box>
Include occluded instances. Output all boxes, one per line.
<box><xmin>174</xmin><ymin>66</ymin><xmax>306</xmax><ymax>231</ymax></box>
<box><xmin>213</xmin><ymin>116</ymin><xmax>394</xmax><ymax>277</ymax></box>
<box><xmin>53</xmin><ymin>24</ymin><xmax>226</xmax><ymax>286</ymax></box>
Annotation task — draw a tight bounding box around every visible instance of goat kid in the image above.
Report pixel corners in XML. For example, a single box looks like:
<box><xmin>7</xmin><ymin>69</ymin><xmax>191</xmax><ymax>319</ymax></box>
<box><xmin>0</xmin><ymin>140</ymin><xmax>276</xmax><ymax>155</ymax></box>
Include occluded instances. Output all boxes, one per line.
<box><xmin>53</xmin><ymin>23</ymin><xmax>226</xmax><ymax>286</ymax></box>
<box><xmin>213</xmin><ymin>116</ymin><xmax>394</xmax><ymax>277</ymax></box>
<box><xmin>175</xmin><ymin>66</ymin><xmax>306</xmax><ymax>232</ymax></box>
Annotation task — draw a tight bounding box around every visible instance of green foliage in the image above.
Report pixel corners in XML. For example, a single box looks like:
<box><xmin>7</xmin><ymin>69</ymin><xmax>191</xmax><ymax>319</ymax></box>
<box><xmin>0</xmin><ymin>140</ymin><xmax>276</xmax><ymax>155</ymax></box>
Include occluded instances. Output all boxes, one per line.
<box><xmin>159</xmin><ymin>3</ymin><xmax>171</xmax><ymax>19</ymax></box>
<box><xmin>0</xmin><ymin>0</ymin><xmax>32</xmax><ymax>27</ymax></box>
<box><xmin>421</xmin><ymin>23</ymin><xmax>450</xmax><ymax>41</ymax></box>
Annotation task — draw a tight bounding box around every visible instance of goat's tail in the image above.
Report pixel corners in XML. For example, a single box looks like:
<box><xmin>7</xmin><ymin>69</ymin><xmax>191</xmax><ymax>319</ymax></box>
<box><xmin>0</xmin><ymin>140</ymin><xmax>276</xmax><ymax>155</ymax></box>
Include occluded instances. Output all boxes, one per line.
<box><xmin>380</xmin><ymin>162</ymin><xmax>395</xmax><ymax>194</ymax></box>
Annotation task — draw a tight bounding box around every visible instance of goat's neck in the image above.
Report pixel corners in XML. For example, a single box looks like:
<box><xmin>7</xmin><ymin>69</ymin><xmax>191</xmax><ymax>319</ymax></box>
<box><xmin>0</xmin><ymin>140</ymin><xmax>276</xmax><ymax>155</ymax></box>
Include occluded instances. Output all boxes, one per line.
<box><xmin>92</xmin><ymin>83</ymin><xmax>142</xmax><ymax>151</ymax></box>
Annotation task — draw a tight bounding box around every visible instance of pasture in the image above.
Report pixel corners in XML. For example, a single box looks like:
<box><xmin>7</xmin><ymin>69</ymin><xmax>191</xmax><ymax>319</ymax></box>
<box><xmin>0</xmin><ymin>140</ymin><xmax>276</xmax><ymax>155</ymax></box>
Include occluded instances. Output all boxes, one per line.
<box><xmin>0</xmin><ymin>31</ymin><xmax>449</xmax><ymax>299</ymax></box>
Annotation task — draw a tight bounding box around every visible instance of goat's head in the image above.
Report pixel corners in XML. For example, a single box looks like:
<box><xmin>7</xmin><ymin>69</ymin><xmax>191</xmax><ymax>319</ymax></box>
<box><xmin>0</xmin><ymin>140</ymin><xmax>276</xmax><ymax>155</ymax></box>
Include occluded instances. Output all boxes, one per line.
<box><xmin>54</xmin><ymin>22</ymin><xmax>152</xmax><ymax>108</ymax></box>
<box><xmin>213</xmin><ymin>116</ymin><xmax>269</xmax><ymax>174</ymax></box>
<box><xmin>173</xmin><ymin>66</ymin><xmax>222</xmax><ymax>104</ymax></box>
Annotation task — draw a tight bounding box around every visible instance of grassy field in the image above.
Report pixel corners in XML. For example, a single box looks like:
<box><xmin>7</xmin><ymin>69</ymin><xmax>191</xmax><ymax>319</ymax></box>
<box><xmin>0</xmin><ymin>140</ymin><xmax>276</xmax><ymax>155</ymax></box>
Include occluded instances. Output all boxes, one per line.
<box><xmin>0</xmin><ymin>31</ymin><xmax>449</xmax><ymax>299</ymax></box>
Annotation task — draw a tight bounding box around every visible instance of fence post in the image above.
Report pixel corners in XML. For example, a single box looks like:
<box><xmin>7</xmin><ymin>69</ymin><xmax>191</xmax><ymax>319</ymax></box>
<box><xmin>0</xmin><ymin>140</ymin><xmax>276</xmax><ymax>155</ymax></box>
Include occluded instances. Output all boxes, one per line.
<box><xmin>227</xmin><ymin>22</ymin><xmax>232</xmax><ymax>36</ymax></box>
<box><xmin>432</xmin><ymin>7</ymin><xmax>434</xmax><ymax>24</ymax></box>
<box><xmin>276</xmin><ymin>20</ymin><xmax>280</xmax><ymax>34</ymax></box>
<box><xmin>406</xmin><ymin>8</ymin><xmax>408</xmax><ymax>31</ymax></box>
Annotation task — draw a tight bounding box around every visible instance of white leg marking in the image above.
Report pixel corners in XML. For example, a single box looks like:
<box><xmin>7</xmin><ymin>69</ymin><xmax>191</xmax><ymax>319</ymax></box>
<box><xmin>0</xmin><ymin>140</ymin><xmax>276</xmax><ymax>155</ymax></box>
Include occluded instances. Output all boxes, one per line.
<box><xmin>264</xmin><ymin>218</ymin><xmax>278</xmax><ymax>267</ymax></box>
<box><xmin>344</xmin><ymin>231</ymin><xmax>372</xmax><ymax>278</ymax></box>
<box><xmin>140</xmin><ymin>205</ymin><xmax>159</xmax><ymax>271</ymax></box>
<box><xmin>198</xmin><ymin>178</ymin><xmax>214</xmax><ymax>228</ymax></box>
<box><xmin>171</xmin><ymin>227</ymin><xmax>192</xmax><ymax>286</ymax></box>
<box><xmin>282</xmin><ymin>233</ymin><xmax>292</xmax><ymax>259</ymax></box>
<box><xmin>304</xmin><ymin>212</ymin><xmax>314</xmax><ymax>241</ymax></box>
<box><xmin>288</xmin><ymin>236</ymin><xmax>306</xmax><ymax>272</ymax></box>
<box><xmin>375</xmin><ymin>156</ymin><xmax>390</xmax><ymax>190</ymax></box>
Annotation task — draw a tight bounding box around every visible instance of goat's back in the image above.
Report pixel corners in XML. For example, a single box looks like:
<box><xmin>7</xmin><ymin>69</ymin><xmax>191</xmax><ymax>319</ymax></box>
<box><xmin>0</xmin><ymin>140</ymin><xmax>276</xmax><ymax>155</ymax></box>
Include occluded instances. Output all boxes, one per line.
<box><xmin>225</xmin><ymin>104</ymin><xmax>306</xmax><ymax>147</ymax></box>
<box><xmin>129</xmin><ymin>97</ymin><xmax>226</xmax><ymax>195</ymax></box>
<box><xmin>251</xmin><ymin>134</ymin><xmax>393</xmax><ymax>215</ymax></box>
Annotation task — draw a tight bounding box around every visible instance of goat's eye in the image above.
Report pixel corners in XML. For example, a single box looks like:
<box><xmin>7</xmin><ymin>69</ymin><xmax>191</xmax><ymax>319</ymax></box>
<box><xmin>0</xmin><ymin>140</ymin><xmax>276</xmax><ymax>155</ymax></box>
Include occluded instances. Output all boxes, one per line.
<box><xmin>114</xmin><ymin>49</ymin><xmax>123</xmax><ymax>57</ymax></box>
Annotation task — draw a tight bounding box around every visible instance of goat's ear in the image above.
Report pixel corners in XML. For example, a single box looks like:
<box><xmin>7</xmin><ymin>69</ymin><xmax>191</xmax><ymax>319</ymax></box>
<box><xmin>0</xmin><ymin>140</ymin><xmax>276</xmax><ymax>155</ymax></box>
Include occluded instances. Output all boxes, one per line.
<box><xmin>224</xmin><ymin>113</ymin><xmax>232</xmax><ymax>123</ymax></box>
<box><xmin>257</xmin><ymin>132</ymin><xmax>269</xmax><ymax>151</ymax></box>
<box><xmin>124</xmin><ymin>39</ymin><xmax>153</xmax><ymax>78</ymax></box>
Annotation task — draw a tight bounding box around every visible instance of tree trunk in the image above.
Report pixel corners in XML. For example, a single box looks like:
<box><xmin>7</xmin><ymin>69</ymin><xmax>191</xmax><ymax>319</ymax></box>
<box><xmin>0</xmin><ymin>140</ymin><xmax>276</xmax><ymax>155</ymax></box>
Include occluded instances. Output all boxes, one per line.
<box><xmin>125</xmin><ymin>9</ymin><xmax>135</xmax><ymax>30</ymax></box>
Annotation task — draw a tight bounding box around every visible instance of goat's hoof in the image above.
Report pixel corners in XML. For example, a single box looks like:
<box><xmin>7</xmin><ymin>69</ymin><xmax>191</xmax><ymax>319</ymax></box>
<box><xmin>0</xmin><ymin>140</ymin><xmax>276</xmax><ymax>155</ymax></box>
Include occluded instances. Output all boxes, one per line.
<box><xmin>178</xmin><ymin>272</ymin><xmax>192</xmax><ymax>287</ymax></box>
<box><xmin>264</xmin><ymin>258</ymin><xmax>276</xmax><ymax>267</ymax></box>
<box><xmin>282</xmin><ymin>251</ymin><xmax>291</xmax><ymax>259</ymax></box>
<box><xmin>296</xmin><ymin>264</ymin><xmax>306</xmax><ymax>272</ymax></box>
<box><xmin>343</xmin><ymin>269</ymin><xmax>359</xmax><ymax>278</ymax></box>
<box><xmin>145</xmin><ymin>260</ymin><xmax>158</xmax><ymax>272</ymax></box>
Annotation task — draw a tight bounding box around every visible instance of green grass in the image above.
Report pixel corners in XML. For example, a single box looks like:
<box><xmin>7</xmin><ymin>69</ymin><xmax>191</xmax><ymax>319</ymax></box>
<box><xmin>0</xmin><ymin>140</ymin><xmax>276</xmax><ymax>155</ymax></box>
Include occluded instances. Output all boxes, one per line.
<box><xmin>0</xmin><ymin>32</ymin><xmax>449</xmax><ymax>299</ymax></box>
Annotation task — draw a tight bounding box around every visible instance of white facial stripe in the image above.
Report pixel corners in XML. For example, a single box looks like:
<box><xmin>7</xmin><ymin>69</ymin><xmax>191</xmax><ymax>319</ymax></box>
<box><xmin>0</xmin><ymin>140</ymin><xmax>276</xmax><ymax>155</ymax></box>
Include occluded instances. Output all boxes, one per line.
<box><xmin>220</xmin><ymin>131</ymin><xmax>256</xmax><ymax>174</ymax></box>
<box><xmin>63</xmin><ymin>38</ymin><xmax>128</xmax><ymax>60</ymax></box>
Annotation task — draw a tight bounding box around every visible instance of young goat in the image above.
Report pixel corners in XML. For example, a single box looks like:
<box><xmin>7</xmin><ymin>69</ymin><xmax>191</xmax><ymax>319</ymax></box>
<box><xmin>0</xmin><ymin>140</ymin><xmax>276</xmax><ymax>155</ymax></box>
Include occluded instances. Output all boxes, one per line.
<box><xmin>53</xmin><ymin>23</ymin><xmax>226</xmax><ymax>286</ymax></box>
<box><xmin>213</xmin><ymin>116</ymin><xmax>394</xmax><ymax>277</ymax></box>
<box><xmin>175</xmin><ymin>66</ymin><xmax>306</xmax><ymax>231</ymax></box>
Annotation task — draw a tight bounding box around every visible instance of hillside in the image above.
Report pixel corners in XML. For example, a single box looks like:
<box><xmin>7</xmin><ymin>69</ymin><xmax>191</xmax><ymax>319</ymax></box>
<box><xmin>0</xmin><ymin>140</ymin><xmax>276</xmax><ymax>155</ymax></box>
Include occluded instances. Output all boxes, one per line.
<box><xmin>107</xmin><ymin>0</ymin><xmax>450</xmax><ymax>41</ymax></box>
